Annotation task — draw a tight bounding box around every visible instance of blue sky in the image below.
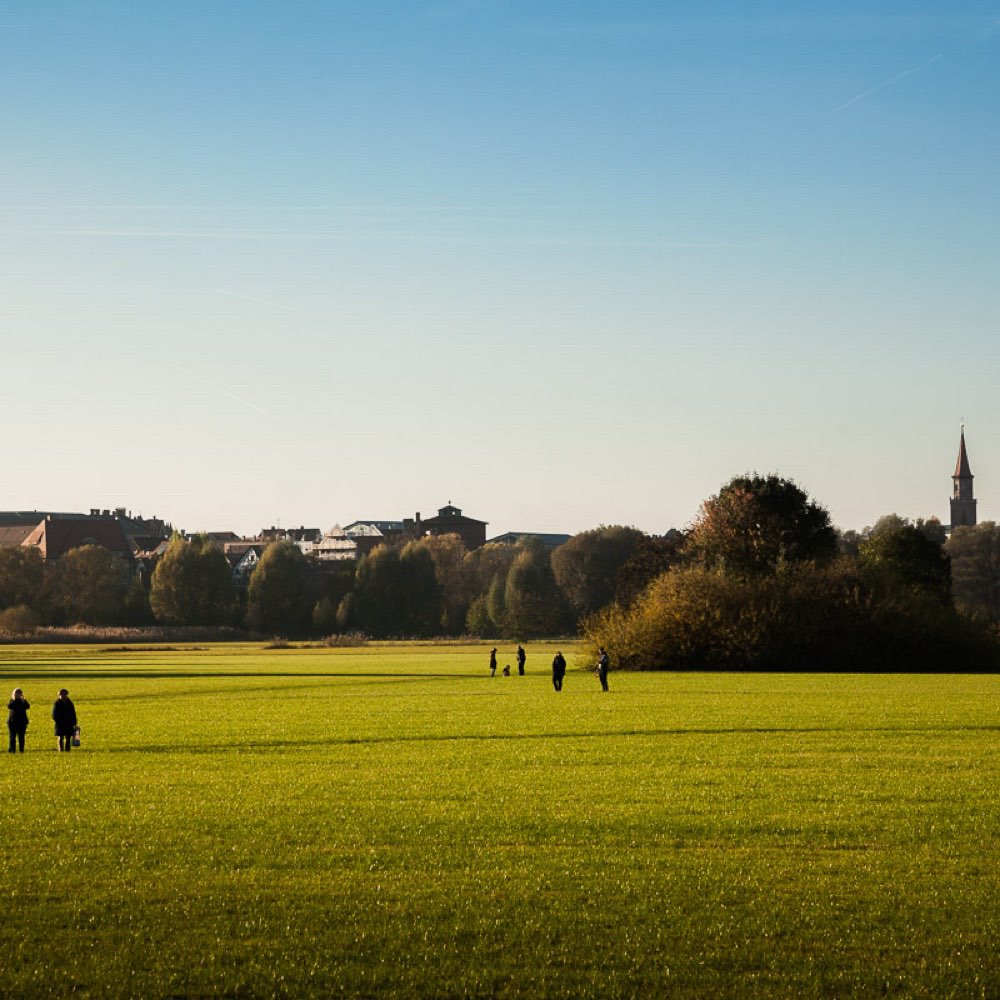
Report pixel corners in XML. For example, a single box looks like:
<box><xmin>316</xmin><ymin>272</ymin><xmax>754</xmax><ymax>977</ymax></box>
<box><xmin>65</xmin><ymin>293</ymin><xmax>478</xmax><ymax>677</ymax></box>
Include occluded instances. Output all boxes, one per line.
<box><xmin>2</xmin><ymin>2</ymin><xmax>998</xmax><ymax>536</ymax></box>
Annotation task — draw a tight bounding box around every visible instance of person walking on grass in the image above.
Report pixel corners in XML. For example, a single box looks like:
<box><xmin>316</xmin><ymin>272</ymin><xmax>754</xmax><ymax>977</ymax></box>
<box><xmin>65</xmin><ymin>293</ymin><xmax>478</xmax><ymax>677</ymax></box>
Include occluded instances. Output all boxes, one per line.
<box><xmin>596</xmin><ymin>647</ymin><xmax>610</xmax><ymax>692</ymax></box>
<box><xmin>52</xmin><ymin>689</ymin><xmax>77</xmax><ymax>752</ymax></box>
<box><xmin>516</xmin><ymin>644</ymin><xmax>526</xmax><ymax>676</ymax></box>
<box><xmin>551</xmin><ymin>651</ymin><xmax>566</xmax><ymax>692</ymax></box>
<box><xmin>489</xmin><ymin>648</ymin><xmax>497</xmax><ymax>678</ymax></box>
<box><xmin>7</xmin><ymin>688</ymin><xmax>30</xmax><ymax>754</ymax></box>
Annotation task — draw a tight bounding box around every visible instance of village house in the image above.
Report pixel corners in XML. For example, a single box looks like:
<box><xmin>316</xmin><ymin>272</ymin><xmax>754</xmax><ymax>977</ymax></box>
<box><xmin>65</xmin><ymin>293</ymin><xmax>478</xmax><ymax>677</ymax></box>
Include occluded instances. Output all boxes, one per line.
<box><xmin>310</xmin><ymin>526</ymin><xmax>358</xmax><ymax>561</ymax></box>
<box><xmin>18</xmin><ymin>514</ymin><xmax>135</xmax><ymax>582</ymax></box>
<box><xmin>223</xmin><ymin>542</ymin><xmax>267</xmax><ymax>587</ymax></box>
<box><xmin>410</xmin><ymin>504</ymin><xmax>488</xmax><ymax>550</ymax></box>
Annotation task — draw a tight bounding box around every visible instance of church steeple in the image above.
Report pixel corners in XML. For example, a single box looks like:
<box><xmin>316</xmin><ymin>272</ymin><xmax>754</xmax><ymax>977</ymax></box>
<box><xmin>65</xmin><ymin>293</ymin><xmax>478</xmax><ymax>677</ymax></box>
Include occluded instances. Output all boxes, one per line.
<box><xmin>950</xmin><ymin>426</ymin><xmax>977</xmax><ymax>528</ymax></box>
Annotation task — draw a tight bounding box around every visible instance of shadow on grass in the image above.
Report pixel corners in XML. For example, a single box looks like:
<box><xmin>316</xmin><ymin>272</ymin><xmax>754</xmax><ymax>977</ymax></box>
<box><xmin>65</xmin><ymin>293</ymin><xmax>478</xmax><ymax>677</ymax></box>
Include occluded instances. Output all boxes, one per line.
<box><xmin>0</xmin><ymin>670</ymin><xmax>486</xmax><ymax>680</ymax></box>
<box><xmin>93</xmin><ymin>724</ymin><xmax>1000</xmax><ymax>755</ymax></box>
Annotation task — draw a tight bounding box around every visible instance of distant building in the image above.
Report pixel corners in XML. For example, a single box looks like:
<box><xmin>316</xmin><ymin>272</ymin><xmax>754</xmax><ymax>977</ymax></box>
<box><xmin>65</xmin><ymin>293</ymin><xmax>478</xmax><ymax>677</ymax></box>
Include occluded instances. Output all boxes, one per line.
<box><xmin>0</xmin><ymin>510</ymin><xmax>89</xmax><ymax>544</ymax></box>
<box><xmin>487</xmin><ymin>531</ymin><xmax>571</xmax><ymax>549</ymax></box>
<box><xmin>344</xmin><ymin>519</ymin><xmax>405</xmax><ymax>538</ymax></box>
<box><xmin>21</xmin><ymin>514</ymin><xmax>134</xmax><ymax>565</ymax></box>
<box><xmin>950</xmin><ymin>427</ymin><xmax>977</xmax><ymax>529</ymax></box>
<box><xmin>260</xmin><ymin>526</ymin><xmax>321</xmax><ymax>544</ymax></box>
<box><xmin>412</xmin><ymin>504</ymin><xmax>487</xmax><ymax>550</ymax></box>
<box><xmin>0</xmin><ymin>507</ymin><xmax>171</xmax><ymax>558</ymax></box>
<box><xmin>312</xmin><ymin>526</ymin><xmax>358</xmax><ymax>561</ymax></box>
<box><xmin>132</xmin><ymin>538</ymin><xmax>171</xmax><ymax>586</ymax></box>
<box><xmin>200</xmin><ymin>531</ymin><xmax>243</xmax><ymax>544</ymax></box>
<box><xmin>0</xmin><ymin>523</ymin><xmax>38</xmax><ymax>548</ymax></box>
<box><xmin>343</xmin><ymin>522</ymin><xmax>392</xmax><ymax>557</ymax></box>
<box><xmin>224</xmin><ymin>542</ymin><xmax>267</xmax><ymax>586</ymax></box>
<box><xmin>341</xmin><ymin>504</ymin><xmax>488</xmax><ymax>553</ymax></box>
<box><xmin>110</xmin><ymin>509</ymin><xmax>173</xmax><ymax>553</ymax></box>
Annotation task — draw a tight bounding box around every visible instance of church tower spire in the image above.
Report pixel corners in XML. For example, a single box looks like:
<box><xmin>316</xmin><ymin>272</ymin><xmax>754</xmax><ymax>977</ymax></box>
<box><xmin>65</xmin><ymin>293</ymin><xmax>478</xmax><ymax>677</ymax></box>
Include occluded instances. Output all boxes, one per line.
<box><xmin>950</xmin><ymin>426</ymin><xmax>977</xmax><ymax>528</ymax></box>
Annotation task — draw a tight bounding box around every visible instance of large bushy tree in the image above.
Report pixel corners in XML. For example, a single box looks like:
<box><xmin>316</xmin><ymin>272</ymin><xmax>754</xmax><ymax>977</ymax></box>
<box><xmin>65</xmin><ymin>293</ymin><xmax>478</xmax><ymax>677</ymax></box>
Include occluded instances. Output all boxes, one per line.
<box><xmin>415</xmin><ymin>534</ymin><xmax>473</xmax><ymax>634</ymax></box>
<box><xmin>859</xmin><ymin>523</ymin><xmax>951</xmax><ymax>605</ymax></box>
<box><xmin>551</xmin><ymin>525</ymin><xmax>645</xmax><ymax>619</ymax></box>
<box><xmin>151</xmin><ymin>535</ymin><xmax>235</xmax><ymax>626</ymax></box>
<box><xmin>246</xmin><ymin>541</ymin><xmax>314</xmax><ymax>636</ymax></box>
<box><xmin>312</xmin><ymin>560</ymin><xmax>356</xmax><ymax>634</ymax></box>
<box><xmin>465</xmin><ymin>542</ymin><xmax>518</xmax><ymax>596</ymax></box>
<box><xmin>350</xmin><ymin>542</ymin><xmax>444</xmax><ymax>638</ymax></box>
<box><xmin>614</xmin><ymin>531</ymin><xmax>685</xmax><ymax>607</ymax></box>
<box><xmin>399</xmin><ymin>541</ymin><xmax>444</xmax><ymax>637</ymax></box>
<box><xmin>47</xmin><ymin>545</ymin><xmax>128</xmax><ymax>625</ymax></box>
<box><xmin>352</xmin><ymin>546</ymin><xmax>407</xmax><ymax>638</ymax></box>
<box><xmin>866</xmin><ymin>514</ymin><xmax>948</xmax><ymax>546</ymax></box>
<box><xmin>503</xmin><ymin>539</ymin><xmax>572</xmax><ymax>638</ymax></box>
<box><xmin>946</xmin><ymin>522</ymin><xmax>1000</xmax><ymax>625</ymax></box>
<box><xmin>687</xmin><ymin>473</ymin><xmax>837</xmax><ymax>576</ymax></box>
<box><xmin>0</xmin><ymin>546</ymin><xmax>45</xmax><ymax>612</ymax></box>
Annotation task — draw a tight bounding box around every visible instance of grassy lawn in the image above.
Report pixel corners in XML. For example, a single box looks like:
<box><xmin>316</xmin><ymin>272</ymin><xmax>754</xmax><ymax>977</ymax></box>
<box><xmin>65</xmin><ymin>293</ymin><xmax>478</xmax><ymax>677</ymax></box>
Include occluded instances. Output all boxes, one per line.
<box><xmin>1</xmin><ymin>642</ymin><xmax>998</xmax><ymax>998</ymax></box>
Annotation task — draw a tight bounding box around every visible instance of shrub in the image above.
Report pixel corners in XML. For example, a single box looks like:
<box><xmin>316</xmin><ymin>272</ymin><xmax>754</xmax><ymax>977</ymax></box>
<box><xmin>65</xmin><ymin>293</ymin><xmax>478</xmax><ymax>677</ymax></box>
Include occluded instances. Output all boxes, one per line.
<box><xmin>584</xmin><ymin>561</ymin><xmax>998</xmax><ymax>673</ymax></box>
<box><xmin>323</xmin><ymin>632</ymin><xmax>368</xmax><ymax>648</ymax></box>
<box><xmin>0</xmin><ymin>604</ymin><xmax>41</xmax><ymax>635</ymax></box>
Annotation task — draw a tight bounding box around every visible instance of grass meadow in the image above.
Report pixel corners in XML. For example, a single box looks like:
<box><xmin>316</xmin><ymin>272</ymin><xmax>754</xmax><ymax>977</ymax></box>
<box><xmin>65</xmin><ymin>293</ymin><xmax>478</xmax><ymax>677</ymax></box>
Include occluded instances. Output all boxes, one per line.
<box><xmin>1</xmin><ymin>641</ymin><xmax>998</xmax><ymax>998</ymax></box>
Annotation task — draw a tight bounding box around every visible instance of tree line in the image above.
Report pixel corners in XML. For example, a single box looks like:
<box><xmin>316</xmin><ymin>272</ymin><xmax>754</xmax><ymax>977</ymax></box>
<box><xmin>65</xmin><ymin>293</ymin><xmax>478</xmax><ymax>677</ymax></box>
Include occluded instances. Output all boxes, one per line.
<box><xmin>0</xmin><ymin>527</ymin><xmax>673</xmax><ymax>639</ymax></box>
<box><xmin>583</xmin><ymin>475</ymin><xmax>1000</xmax><ymax>672</ymax></box>
<box><xmin>3</xmin><ymin>476</ymin><xmax>1000</xmax><ymax>672</ymax></box>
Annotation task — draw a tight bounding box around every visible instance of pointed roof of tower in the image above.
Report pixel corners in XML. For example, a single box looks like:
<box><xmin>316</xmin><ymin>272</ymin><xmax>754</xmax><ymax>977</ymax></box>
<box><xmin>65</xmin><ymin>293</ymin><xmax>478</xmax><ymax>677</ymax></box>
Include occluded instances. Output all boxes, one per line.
<box><xmin>954</xmin><ymin>428</ymin><xmax>973</xmax><ymax>479</ymax></box>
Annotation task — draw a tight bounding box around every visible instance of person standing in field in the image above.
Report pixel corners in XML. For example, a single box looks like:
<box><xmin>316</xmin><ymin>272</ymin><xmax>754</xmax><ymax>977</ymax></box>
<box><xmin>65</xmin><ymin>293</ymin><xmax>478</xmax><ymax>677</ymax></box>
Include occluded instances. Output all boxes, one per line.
<box><xmin>7</xmin><ymin>688</ymin><xmax>30</xmax><ymax>753</ymax></box>
<box><xmin>596</xmin><ymin>648</ymin><xmax>610</xmax><ymax>692</ymax></box>
<box><xmin>516</xmin><ymin>645</ymin><xmax>526</xmax><ymax>676</ymax></box>
<box><xmin>489</xmin><ymin>648</ymin><xmax>497</xmax><ymax>678</ymax></box>
<box><xmin>551</xmin><ymin>651</ymin><xmax>566</xmax><ymax>692</ymax></box>
<box><xmin>52</xmin><ymin>689</ymin><xmax>77</xmax><ymax>752</ymax></box>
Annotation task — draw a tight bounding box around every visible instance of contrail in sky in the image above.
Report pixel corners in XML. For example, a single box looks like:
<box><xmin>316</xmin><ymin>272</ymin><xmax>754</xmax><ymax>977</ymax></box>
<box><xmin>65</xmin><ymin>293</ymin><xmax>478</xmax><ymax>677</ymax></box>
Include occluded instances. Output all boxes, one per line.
<box><xmin>832</xmin><ymin>51</ymin><xmax>944</xmax><ymax>113</ymax></box>
<box><xmin>172</xmin><ymin>364</ymin><xmax>267</xmax><ymax>415</ymax></box>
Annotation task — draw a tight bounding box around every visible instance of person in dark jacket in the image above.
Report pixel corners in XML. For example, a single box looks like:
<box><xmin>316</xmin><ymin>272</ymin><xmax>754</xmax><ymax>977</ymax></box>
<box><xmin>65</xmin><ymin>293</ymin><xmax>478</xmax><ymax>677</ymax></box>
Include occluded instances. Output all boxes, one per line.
<box><xmin>596</xmin><ymin>648</ymin><xmax>610</xmax><ymax>692</ymax></box>
<box><xmin>516</xmin><ymin>645</ymin><xmax>526</xmax><ymax>676</ymax></box>
<box><xmin>52</xmin><ymin>689</ymin><xmax>77</xmax><ymax>752</ymax></box>
<box><xmin>489</xmin><ymin>648</ymin><xmax>497</xmax><ymax>678</ymax></box>
<box><xmin>7</xmin><ymin>688</ymin><xmax>30</xmax><ymax>753</ymax></box>
<box><xmin>551</xmin><ymin>651</ymin><xmax>566</xmax><ymax>692</ymax></box>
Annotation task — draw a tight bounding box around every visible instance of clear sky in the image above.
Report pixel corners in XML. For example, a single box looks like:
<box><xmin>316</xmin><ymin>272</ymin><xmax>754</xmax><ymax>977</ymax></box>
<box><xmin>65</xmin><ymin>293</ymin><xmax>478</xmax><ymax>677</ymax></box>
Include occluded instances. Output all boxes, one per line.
<box><xmin>2</xmin><ymin>2</ymin><xmax>998</xmax><ymax>537</ymax></box>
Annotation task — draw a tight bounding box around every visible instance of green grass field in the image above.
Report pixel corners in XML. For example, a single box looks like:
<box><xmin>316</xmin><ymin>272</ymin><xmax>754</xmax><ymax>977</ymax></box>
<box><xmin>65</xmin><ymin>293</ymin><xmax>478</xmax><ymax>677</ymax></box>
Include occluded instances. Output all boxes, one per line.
<box><xmin>1</xmin><ymin>642</ymin><xmax>998</xmax><ymax>998</ymax></box>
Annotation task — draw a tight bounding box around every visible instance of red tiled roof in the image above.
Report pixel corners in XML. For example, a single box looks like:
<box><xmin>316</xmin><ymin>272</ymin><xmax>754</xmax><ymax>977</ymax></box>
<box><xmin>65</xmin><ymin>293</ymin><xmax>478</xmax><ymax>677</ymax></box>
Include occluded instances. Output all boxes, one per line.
<box><xmin>22</xmin><ymin>516</ymin><xmax>133</xmax><ymax>560</ymax></box>
<box><xmin>0</xmin><ymin>524</ymin><xmax>39</xmax><ymax>548</ymax></box>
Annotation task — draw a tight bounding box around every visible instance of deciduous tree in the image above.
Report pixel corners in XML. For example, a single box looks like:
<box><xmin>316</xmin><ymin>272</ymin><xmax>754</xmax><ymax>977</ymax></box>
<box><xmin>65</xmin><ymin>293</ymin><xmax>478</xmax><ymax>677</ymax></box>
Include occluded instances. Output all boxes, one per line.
<box><xmin>150</xmin><ymin>535</ymin><xmax>235</xmax><ymax>626</ymax></box>
<box><xmin>415</xmin><ymin>534</ymin><xmax>472</xmax><ymax>634</ymax></box>
<box><xmin>503</xmin><ymin>539</ymin><xmax>572</xmax><ymax>638</ymax></box>
<box><xmin>946</xmin><ymin>522</ymin><xmax>1000</xmax><ymax>625</ymax></box>
<box><xmin>246</xmin><ymin>541</ymin><xmax>313</xmax><ymax>636</ymax></box>
<box><xmin>399</xmin><ymin>541</ymin><xmax>443</xmax><ymax>637</ymax></box>
<box><xmin>614</xmin><ymin>531</ymin><xmax>685</xmax><ymax>607</ymax></box>
<box><xmin>551</xmin><ymin>525</ymin><xmax>645</xmax><ymax>619</ymax></box>
<box><xmin>0</xmin><ymin>546</ymin><xmax>44</xmax><ymax>612</ymax></box>
<box><xmin>859</xmin><ymin>524</ymin><xmax>951</xmax><ymax>605</ymax></box>
<box><xmin>48</xmin><ymin>545</ymin><xmax>128</xmax><ymax>625</ymax></box>
<box><xmin>688</xmin><ymin>474</ymin><xmax>837</xmax><ymax>576</ymax></box>
<box><xmin>352</xmin><ymin>546</ymin><xmax>407</xmax><ymax>638</ymax></box>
